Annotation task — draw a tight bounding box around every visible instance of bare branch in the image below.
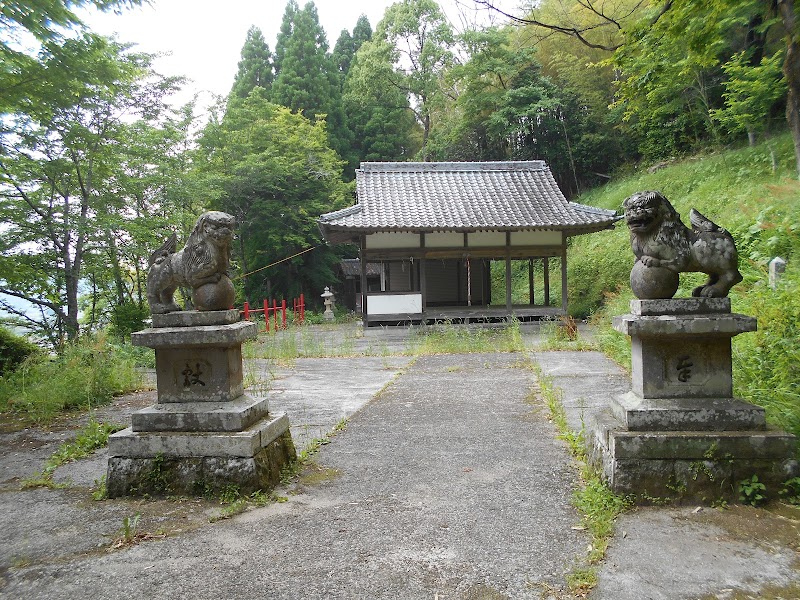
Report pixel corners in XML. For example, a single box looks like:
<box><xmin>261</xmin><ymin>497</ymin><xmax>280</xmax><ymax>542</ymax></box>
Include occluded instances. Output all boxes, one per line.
<box><xmin>470</xmin><ymin>0</ymin><xmax>671</xmax><ymax>52</ymax></box>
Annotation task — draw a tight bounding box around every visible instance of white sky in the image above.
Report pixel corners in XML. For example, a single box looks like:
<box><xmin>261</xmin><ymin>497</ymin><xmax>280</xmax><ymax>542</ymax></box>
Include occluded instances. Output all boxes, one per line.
<box><xmin>83</xmin><ymin>0</ymin><xmax>515</xmax><ymax>110</ymax></box>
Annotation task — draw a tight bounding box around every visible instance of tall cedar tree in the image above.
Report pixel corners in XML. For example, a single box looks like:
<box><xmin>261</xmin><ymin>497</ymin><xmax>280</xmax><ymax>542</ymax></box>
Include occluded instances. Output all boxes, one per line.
<box><xmin>332</xmin><ymin>15</ymin><xmax>373</xmax><ymax>87</ymax></box>
<box><xmin>333</xmin><ymin>15</ymin><xmax>374</xmax><ymax>173</ymax></box>
<box><xmin>271</xmin><ymin>1</ymin><xmax>352</xmax><ymax>169</ymax></box>
<box><xmin>230</xmin><ymin>26</ymin><xmax>273</xmax><ymax>100</ymax></box>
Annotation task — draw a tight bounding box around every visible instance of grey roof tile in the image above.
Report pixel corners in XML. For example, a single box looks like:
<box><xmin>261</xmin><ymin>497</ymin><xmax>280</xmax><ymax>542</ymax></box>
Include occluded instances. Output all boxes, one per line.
<box><xmin>319</xmin><ymin>161</ymin><xmax>618</xmax><ymax>242</ymax></box>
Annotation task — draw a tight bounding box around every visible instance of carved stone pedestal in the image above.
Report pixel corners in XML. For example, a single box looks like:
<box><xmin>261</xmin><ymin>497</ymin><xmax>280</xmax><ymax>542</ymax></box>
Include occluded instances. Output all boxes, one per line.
<box><xmin>591</xmin><ymin>298</ymin><xmax>797</xmax><ymax>503</ymax></box>
<box><xmin>106</xmin><ymin>310</ymin><xmax>296</xmax><ymax>498</ymax></box>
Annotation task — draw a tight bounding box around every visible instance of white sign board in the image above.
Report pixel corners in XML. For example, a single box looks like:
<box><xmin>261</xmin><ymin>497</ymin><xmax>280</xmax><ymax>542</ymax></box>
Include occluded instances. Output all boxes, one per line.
<box><xmin>367</xmin><ymin>293</ymin><xmax>423</xmax><ymax>315</ymax></box>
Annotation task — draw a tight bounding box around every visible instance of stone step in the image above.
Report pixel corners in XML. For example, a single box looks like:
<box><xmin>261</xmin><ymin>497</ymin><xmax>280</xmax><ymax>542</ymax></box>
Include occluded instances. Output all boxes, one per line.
<box><xmin>611</xmin><ymin>392</ymin><xmax>766</xmax><ymax>432</ymax></box>
<box><xmin>608</xmin><ymin>428</ymin><xmax>796</xmax><ymax>460</ymax></box>
<box><xmin>131</xmin><ymin>395</ymin><xmax>270</xmax><ymax>433</ymax></box>
<box><xmin>108</xmin><ymin>413</ymin><xmax>290</xmax><ymax>458</ymax></box>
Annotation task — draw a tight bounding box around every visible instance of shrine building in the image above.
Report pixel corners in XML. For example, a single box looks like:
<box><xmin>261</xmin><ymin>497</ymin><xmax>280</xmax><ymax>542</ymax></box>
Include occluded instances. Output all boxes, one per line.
<box><xmin>318</xmin><ymin>161</ymin><xmax>618</xmax><ymax>326</ymax></box>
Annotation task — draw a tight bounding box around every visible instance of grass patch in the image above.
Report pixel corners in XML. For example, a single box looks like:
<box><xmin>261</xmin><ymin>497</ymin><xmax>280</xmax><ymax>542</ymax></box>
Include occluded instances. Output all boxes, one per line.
<box><xmin>208</xmin><ymin>488</ymin><xmax>287</xmax><ymax>523</ymax></box>
<box><xmin>410</xmin><ymin>320</ymin><xmax>525</xmax><ymax>355</ymax></box>
<box><xmin>529</xmin><ymin>359</ymin><xmax>631</xmax><ymax>596</ymax></box>
<box><xmin>22</xmin><ymin>418</ymin><xmax>124</xmax><ymax>489</ymax></box>
<box><xmin>0</xmin><ymin>333</ymin><xmax>144</xmax><ymax>426</ymax></box>
<box><xmin>280</xmin><ymin>417</ymin><xmax>349</xmax><ymax>485</ymax></box>
<box><xmin>208</xmin><ymin>420</ymin><xmax>352</xmax><ymax>522</ymax></box>
<box><xmin>538</xmin><ymin>316</ymin><xmax>596</xmax><ymax>352</ymax></box>
<box><xmin>245</xmin><ymin>323</ymin><xmax>361</xmax><ymax>363</ymax></box>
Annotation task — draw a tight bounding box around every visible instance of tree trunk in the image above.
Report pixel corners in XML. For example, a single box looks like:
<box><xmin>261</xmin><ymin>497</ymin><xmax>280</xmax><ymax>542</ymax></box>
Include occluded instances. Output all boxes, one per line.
<box><xmin>107</xmin><ymin>234</ymin><xmax>127</xmax><ymax>305</ymax></box>
<box><xmin>778</xmin><ymin>0</ymin><xmax>800</xmax><ymax>178</ymax></box>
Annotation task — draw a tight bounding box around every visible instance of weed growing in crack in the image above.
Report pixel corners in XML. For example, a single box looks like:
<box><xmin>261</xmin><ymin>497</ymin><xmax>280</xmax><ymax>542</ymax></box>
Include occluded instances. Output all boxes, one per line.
<box><xmin>22</xmin><ymin>418</ymin><xmax>123</xmax><ymax>490</ymax></box>
<box><xmin>528</xmin><ymin>359</ymin><xmax>631</xmax><ymax>596</ymax></box>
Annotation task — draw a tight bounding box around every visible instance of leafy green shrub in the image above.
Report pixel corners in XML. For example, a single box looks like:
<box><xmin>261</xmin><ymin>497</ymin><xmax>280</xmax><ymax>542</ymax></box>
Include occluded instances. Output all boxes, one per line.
<box><xmin>0</xmin><ymin>332</ymin><xmax>143</xmax><ymax>424</ymax></box>
<box><xmin>779</xmin><ymin>477</ymin><xmax>800</xmax><ymax>505</ymax></box>
<box><xmin>0</xmin><ymin>327</ymin><xmax>40</xmax><ymax>376</ymax></box>
<box><xmin>109</xmin><ymin>302</ymin><xmax>149</xmax><ymax>341</ymax></box>
<box><xmin>738</xmin><ymin>474</ymin><xmax>767</xmax><ymax>506</ymax></box>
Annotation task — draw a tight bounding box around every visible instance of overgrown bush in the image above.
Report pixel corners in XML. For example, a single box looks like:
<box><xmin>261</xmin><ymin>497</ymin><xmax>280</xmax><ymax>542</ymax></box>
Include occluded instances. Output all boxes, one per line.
<box><xmin>109</xmin><ymin>301</ymin><xmax>149</xmax><ymax>341</ymax></box>
<box><xmin>0</xmin><ymin>332</ymin><xmax>143</xmax><ymax>424</ymax></box>
<box><xmin>0</xmin><ymin>327</ymin><xmax>40</xmax><ymax>376</ymax></box>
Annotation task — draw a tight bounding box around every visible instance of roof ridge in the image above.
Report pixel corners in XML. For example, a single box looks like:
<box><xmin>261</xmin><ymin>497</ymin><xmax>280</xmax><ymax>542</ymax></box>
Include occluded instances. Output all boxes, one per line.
<box><xmin>568</xmin><ymin>201</ymin><xmax>620</xmax><ymax>218</ymax></box>
<box><xmin>318</xmin><ymin>203</ymin><xmax>361</xmax><ymax>222</ymax></box>
<box><xmin>358</xmin><ymin>161</ymin><xmax>547</xmax><ymax>172</ymax></box>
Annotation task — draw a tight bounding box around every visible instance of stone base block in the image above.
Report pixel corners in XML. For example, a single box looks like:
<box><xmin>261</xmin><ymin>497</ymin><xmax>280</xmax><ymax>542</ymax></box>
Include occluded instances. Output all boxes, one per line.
<box><xmin>612</xmin><ymin>392</ymin><xmax>766</xmax><ymax>432</ymax></box>
<box><xmin>131</xmin><ymin>395</ymin><xmax>270</xmax><ymax>433</ymax></box>
<box><xmin>590</xmin><ymin>409</ymin><xmax>798</xmax><ymax>504</ymax></box>
<box><xmin>151</xmin><ymin>309</ymin><xmax>241</xmax><ymax>328</ymax></box>
<box><xmin>106</xmin><ymin>413</ymin><xmax>296</xmax><ymax>498</ymax></box>
<box><xmin>106</xmin><ymin>431</ymin><xmax>295</xmax><ymax>498</ymax></box>
<box><xmin>109</xmin><ymin>413</ymin><xmax>290</xmax><ymax>458</ymax></box>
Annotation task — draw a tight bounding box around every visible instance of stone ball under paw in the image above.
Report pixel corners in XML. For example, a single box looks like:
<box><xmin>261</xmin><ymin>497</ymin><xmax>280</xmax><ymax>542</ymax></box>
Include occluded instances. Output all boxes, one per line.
<box><xmin>193</xmin><ymin>275</ymin><xmax>235</xmax><ymax>311</ymax></box>
<box><xmin>630</xmin><ymin>261</ymin><xmax>679</xmax><ymax>299</ymax></box>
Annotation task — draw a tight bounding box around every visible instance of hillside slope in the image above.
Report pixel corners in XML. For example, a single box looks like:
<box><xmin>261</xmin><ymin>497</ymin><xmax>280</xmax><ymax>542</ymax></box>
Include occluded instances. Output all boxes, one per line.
<box><xmin>566</xmin><ymin>134</ymin><xmax>800</xmax><ymax>439</ymax></box>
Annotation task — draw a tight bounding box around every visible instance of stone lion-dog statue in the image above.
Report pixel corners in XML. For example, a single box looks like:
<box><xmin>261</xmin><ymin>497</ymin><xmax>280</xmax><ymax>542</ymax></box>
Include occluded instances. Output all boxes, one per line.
<box><xmin>622</xmin><ymin>191</ymin><xmax>742</xmax><ymax>299</ymax></box>
<box><xmin>146</xmin><ymin>211</ymin><xmax>236</xmax><ymax>314</ymax></box>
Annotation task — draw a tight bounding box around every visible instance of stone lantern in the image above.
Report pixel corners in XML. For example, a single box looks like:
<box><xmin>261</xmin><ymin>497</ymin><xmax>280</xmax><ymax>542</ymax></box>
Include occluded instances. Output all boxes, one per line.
<box><xmin>321</xmin><ymin>286</ymin><xmax>335</xmax><ymax>321</ymax></box>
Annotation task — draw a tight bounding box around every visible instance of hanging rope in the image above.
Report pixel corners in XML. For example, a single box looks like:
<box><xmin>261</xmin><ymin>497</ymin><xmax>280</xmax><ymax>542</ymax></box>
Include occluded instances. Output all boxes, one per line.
<box><xmin>232</xmin><ymin>245</ymin><xmax>320</xmax><ymax>281</ymax></box>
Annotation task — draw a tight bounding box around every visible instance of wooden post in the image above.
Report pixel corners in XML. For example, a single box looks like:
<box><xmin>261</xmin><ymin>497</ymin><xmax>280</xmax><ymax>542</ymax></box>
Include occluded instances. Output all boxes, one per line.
<box><xmin>561</xmin><ymin>243</ymin><xmax>569</xmax><ymax>314</ymax></box>
<box><xmin>528</xmin><ymin>259</ymin><xmax>534</xmax><ymax>306</ymax></box>
<box><xmin>282</xmin><ymin>299</ymin><xmax>287</xmax><ymax>329</ymax></box>
<box><xmin>273</xmin><ymin>299</ymin><xmax>278</xmax><ymax>330</ymax></box>
<box><xmin>420</xmin><ymin>234</ymin><xmax>426</xmax><ymax>312</ymax></box>
<box><xmin>264</xmin><ymin>300</ymin><xmax>269</xmax><ymax>332</ymax></box>
<box><xmin>505</xmin><ymin>233</ymin><xmax>512</xmax><ymax>314</ymax></box>
<box><xmin>360</xmin><ymin>237</ymin><xmax>368</xmax><ymax>325</ymax></box>
<box><xmin>243</xmin><ymin>301</ymin><xmax>250</xmax><ymax>321</ymax></box>
<box><xmin>543</xmin><ymin>257</ymin><xmax>550</xmax><ymax>306</ymax></box>
<box><xmin>300</xmin><ymin>293</ymin><xmax>305</xmax><ymax>322</ymax></box>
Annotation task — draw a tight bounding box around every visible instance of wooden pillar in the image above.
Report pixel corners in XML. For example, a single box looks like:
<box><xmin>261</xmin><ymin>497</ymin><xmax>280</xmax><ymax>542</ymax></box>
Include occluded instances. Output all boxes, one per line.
<box><xmin>561</xmin><ymin>238</ymin><xmax>569</xmax><ymax>314</ymax></box>
<box><xmin>359</xmin><ymin>237</ymin><xmax>368</xmax><ymax>327</ymax></box>
<box><xmin>528</xmin><ymin>258</ymin><xmax>534</xmax><ymax>306</ymax></box>
<box><xmin>543</xmin><ymin>257</ymin><xmax>550</xmax><ymax>306</ymax></box>
<box><xmin>420</xmin><ymin>234</ymin><xmax>426</xmax><ymax>311</ymax></box>
<box><xmin>505</xmin><ymin>232</ymin><xmax>512</xmax><ymax>313</ymax></box>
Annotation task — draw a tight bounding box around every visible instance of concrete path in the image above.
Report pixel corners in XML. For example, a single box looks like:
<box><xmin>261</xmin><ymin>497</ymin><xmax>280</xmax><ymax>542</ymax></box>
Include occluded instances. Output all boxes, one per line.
<box><xmin>3</xmin><ymin>352</ymin><xmax>586</xmax><ymax>599</ymax></box>
<box><xmin>0</xmin><ymin>324</ymin><xmax>798</xmax><ymax>599</ymax></box>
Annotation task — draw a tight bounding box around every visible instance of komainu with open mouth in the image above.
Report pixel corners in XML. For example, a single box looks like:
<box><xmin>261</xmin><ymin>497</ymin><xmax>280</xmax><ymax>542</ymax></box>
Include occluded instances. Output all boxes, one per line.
<box><xmin>622</xmin><ymin>191</ymin><xmax>742</xmax><ymax>298</ymax></box>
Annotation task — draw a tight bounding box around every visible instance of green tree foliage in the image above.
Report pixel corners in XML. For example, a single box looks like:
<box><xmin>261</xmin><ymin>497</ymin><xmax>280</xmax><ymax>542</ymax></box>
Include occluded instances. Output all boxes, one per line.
<box><xmin>197</xmin><ymin>91</ymin><xmax>350</xmax><ymax>302</ymax></box>
<box><xmin>332</xmin><ymin>15</ymin><xmax>374</xmax><ymax>175</ymax></box>
<box><xmin>332</xmin><ymin>16</ymin><xmax>372</xmax><ymax>85</ymax></box>
<box><xmin>0</xmin><ymin>327</ymin><xmax>39</xmax><ymax>376</ymax></box>
<box><xmin>230</xmin><ymin>25</ymin><xmax>273</xmax><ymax>101</ymax></box>
<box><xmin>375</xmin><ymin>0</ymin><xmax>455</xmax><ymax>158</ymax></box>
<box><xmin>271</xmin><ymin>1</ymin><xmax>351</xmax><ymax>166</ymax></box>
<box><xmin>427</xmin><ymin>26</ymin><xmax>624</xmax><ymax>195</ymax></box>
<box><xmin>343</xmin><ymin>38</ymin><xmax>422</xmax><ymax>164</ymax></box>
<box><xmin>0</xmin><ymin>35</ymin><xmax>186</xmax><ymax>347</ymax></box>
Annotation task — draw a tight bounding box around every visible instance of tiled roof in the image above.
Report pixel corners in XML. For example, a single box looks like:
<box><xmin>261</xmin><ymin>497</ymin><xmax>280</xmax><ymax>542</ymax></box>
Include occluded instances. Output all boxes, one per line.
<box><xmin>319</xmin><ymin>161</ymin><xmax>619</xmax><ymax>243</ymax></box>
<box><xmin>339</xmin><ymin>259</ymin><xmax>383</xmax><ymax>278</ymax></box>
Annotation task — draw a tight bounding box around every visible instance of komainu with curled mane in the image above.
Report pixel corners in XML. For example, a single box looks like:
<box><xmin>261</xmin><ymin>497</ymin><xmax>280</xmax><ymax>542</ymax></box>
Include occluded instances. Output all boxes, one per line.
<box><xmin>623</xmin><ymin>191</ymin><xmax>742</xmax><ymax>298</ymax></box>
<box><xmin>147</xmin><ymin>211</ymin><xmax>236</xmax><ymax>314</ymax></box>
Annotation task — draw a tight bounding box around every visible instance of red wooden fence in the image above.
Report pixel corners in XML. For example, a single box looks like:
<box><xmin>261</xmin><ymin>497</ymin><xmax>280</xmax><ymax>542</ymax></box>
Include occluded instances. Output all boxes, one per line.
<box><xmin>241</xmin><ymin>294</ymin><xmax>304</xmax><ymax>332</ymax></box>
